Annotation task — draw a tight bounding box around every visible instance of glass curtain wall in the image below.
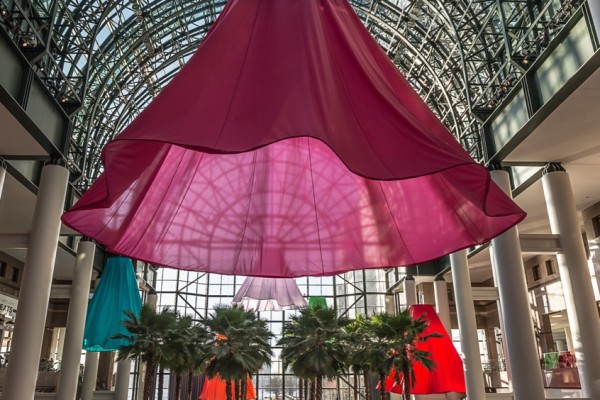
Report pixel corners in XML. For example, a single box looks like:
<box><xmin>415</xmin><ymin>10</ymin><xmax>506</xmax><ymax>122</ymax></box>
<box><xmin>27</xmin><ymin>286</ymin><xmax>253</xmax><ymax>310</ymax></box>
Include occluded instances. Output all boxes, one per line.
<box><xmin>139</xmin><ymin>268</ymin><xmax>402</xmax><ymax>400</ymax></box>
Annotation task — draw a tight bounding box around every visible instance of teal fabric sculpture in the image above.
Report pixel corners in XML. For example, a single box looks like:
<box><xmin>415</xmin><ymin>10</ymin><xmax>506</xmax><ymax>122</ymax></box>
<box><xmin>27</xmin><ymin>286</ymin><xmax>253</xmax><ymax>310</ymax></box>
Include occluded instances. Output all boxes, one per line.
<box><xmin>83</xmin><ymin>255</ymin><xmax>142</xmax><ymax>351</ymax></box>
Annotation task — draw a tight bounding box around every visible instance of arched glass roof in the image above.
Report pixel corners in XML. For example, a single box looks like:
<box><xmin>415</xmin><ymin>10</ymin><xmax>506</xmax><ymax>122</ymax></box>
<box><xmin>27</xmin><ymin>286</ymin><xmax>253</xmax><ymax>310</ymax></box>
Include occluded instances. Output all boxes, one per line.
<box><xmin>0</xmin><ymin>0</ymin><xmax>583</xmax><ymax>188</ymax></box>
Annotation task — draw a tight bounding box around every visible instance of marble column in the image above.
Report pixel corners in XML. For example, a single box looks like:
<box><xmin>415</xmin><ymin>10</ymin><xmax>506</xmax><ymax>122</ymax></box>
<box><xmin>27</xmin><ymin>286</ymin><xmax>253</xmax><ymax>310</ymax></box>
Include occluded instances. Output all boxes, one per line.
<box><xmin>542</xmin><ymin>163</ymin><xmax>600</xmax><ymax>399</ymax></box>
<box><xmin>450</xmin><ymin>250</ymin><xmax>486</xmax><ymax>399</ymax></box>
<box><xmin>114</xmin><ymin>359</ymin><xmax>132</xmax><ymax>400</ymax></box>
<box><xmin>3</xmin><ymin>165</ymin><xmax>69</xmax><ymax>400</ymax></box>
<box><xmin>489</xmin><ymin>166</ymin><xmax>545</xmax><ymax>400</ymax></box>
<box><xmin>137</xmin><ymin>290</ymin><xmax>158</xmax><ymax>400</ymax></box>
<box><xmin>433</xmin><ymin>277</ymin><xmax>451</xmax><ymax>333</ymax></box>
<box><xmin>81</xmin><ymin>351</ymin><xmax>100</xmax><ymax>400</ymax></box>
<box><xmin>433</xmin><ymin>277</ymin><xmax>460</xmax><ymax>400</ymax></box>
<box><xmin>0</xmin><ymin>163</ymin><xmax>6</xmax><ymax>201</ymax></box>
<box><xmin>404</xmin><ymin>275</ymin><xmax>417</xmax><ymax>307</ymax></box>
<box><xmin>56</xmin><ymin>240</ymin><xmax>96</xmax><ymax>400</ymax></box>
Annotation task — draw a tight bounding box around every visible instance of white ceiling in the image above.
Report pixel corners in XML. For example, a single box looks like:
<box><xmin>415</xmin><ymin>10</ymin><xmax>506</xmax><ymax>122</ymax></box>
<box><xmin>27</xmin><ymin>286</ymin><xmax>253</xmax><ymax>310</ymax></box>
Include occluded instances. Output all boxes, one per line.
<box><xmin>507</xmin><ymin>65</ymin><xmax>600</xmax><ymax>216</ymax></box>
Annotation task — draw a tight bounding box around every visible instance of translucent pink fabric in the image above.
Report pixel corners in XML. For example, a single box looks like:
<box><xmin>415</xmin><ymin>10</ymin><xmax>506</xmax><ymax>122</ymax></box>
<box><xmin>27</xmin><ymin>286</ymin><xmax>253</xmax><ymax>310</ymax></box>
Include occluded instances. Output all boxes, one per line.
<box><xmin>61</xmin><ymin>0</ymin><xmax>525</xmax><ymax>277</ymax></box>
<box><xmin>233</xmin><ymin>277</ymin><xmax>307</xmax><ymax>311</ymax></box>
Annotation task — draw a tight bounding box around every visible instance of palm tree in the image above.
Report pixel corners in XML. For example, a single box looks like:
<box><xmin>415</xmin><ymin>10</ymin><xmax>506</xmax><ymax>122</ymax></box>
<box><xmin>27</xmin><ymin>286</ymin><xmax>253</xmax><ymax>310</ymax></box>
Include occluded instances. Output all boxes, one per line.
<box><xmin>114</xmin><ymin>305</ymin><xmax>178</xmax><ymax>400</ymax></box>
<box><xmin>163</xmin><ymin>315</ymin><xmax>193</xmax><ymax>400</ymax></box>
<box><xmin>279</xmin><ymin>304</ymin><xmax>350</xmax><ymax>400</ymax></box>
<box><xmin>203</xmin><ymin>305</ymin><xmax>273</xmax><ymax>400</ymax></box>
<box><xmin>185</xmin><ymin>323</ymin><xmax>211</xmax><ymax>400</ymax></box>
<box><xmin>345</xmin><ymin>316</ymin><xmax>372</xmax><ymax>400</ymax></box>
<box><xmin>366</xmin><ymin>311</ymin><xmax>439</xmax><ymax>400</ymax></box>
<box><xmin>160</xmin><ymin>315</ymin><xmax>210</xmax><ymax>400</ymax></box>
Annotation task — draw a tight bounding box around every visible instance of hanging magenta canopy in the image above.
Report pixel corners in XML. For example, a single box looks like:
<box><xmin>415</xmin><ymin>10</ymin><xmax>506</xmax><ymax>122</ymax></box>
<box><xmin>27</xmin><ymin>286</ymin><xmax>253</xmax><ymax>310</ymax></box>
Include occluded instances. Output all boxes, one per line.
<box><xmin>62</xmin><ymin>0</ymin><xmax>525</xmax><ymax>277</ymax></box>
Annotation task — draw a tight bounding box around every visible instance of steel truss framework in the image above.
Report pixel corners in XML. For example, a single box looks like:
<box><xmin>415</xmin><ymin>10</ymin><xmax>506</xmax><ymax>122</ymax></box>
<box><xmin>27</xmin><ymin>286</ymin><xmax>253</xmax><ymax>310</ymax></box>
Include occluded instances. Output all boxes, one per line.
<box><xmin>0</xmin><ymin>0</ymin><xmax>584</xmax><ymax>189</ymax></box>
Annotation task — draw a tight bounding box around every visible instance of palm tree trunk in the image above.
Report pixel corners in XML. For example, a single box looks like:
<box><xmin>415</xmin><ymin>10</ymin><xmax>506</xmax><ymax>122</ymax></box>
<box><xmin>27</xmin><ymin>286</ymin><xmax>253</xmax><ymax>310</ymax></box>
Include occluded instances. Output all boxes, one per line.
<box><xmin>187</xmin><ymin>371</ymin><xmax>193</xmax><ymax>400</ymax></box>
<box><xmin>226</xmin><ymin>380</ymin><xmax>233</xmax><ymax>400</ymax></box>
<box><xmin>175</xmin><ymin>375</ymin><xmax>182</xmax><ymax>400</ymax></box>
<box><xmin>353</xmin><ymin>371</ymin><xmax>358</xmax><ymax>400</ymax></box>
<box><xmin>299</xmin><ymin>378</ymin><xmax>303</xmax><ymax>400</ymax></box>
<box><xmin>363</xmin><ymin>371</ymin><xmax>371</xmax><ymax>400</ymax></box>
<box><xmin>316</xmin><ymin>376</ymin><xmax>323</xmax><ymax>400</ymax></box>
<box><xmin>304</xmin><ymin>378</ymin><xmax>308</xmax><ymax>400</ymax></box>
<box><xmin>158</xmin><ymin>367</ymin><xmax>165</xmax><ymax>400</ymax></box>
<box><xmin>235</xmin><ymin>379</ymin><xmax>241</xmax><ymax>400</ymax></box>
<box><xmin>378</xmin><ymin>371</ymin><xmax>386</xmax><ymax>400</ymax></box>
<box><xmin>241</xmin><ymin>378</ymin><xmax>247</xmax><ymax>400</ymax></box>
<box><xmin>402</xmin><ymin>364</ymin><xmax>410</xmax><ymax>400</ymax></box>
<box><xmin>309</xmin><ymin>378</ymin><xmax>316</xmax><ymax>400</ymax></box>
<box><xmin>144</xmin><ymin>356</ymin><xmax>156</xmax><ymax>400</ymax></box>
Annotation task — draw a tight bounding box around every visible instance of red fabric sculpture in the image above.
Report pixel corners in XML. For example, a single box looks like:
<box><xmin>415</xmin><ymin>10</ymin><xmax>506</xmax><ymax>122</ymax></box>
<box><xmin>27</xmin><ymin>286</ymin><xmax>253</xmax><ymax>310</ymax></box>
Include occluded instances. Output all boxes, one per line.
<box><xmin>199</xmin><ymin>376</ymin><xmax>256</xmax><ymax>400</ymax></box>
<box><xmin>386</xmin><ymin>305</ymin><xmax>465</xmax><ymax>395</ymax></box>
<box><xmin>62</xmin><ymin>0</ymin><xmax>525</xmax><ymax>277</ymax></box>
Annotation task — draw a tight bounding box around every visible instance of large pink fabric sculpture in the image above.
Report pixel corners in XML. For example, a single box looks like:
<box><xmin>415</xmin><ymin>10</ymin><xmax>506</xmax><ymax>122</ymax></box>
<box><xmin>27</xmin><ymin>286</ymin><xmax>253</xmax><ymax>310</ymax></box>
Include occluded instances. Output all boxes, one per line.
<box><xmin>233</xmin><ymin>277</ymin><xmax>307</xmax><ymax>311</ymax></box>
<box><xmin>62</xmin><ymin>0</ymin><xmax>525</xmax><ymax>277</ymax></box>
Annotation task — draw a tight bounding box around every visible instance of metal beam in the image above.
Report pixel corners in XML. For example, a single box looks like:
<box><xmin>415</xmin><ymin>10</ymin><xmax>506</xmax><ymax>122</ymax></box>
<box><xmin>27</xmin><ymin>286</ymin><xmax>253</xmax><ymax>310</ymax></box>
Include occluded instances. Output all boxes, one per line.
<box><xmin>520</xmin><ymin>233</ymin><xmax>562</xmax><ymax>254</ymax></box>
<box><xmin>471</xmin><ymin>286</ymin><xmax>499</xmax><ymax>301</ymax></box>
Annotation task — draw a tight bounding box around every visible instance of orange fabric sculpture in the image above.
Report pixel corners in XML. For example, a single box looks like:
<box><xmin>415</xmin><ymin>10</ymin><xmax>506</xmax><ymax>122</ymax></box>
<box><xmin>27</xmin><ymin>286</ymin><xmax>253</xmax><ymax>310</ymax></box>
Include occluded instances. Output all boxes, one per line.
<box><xmin>199</xmin><ymin>376</ymin><xmax>256</xmax><ymax>400</ymax></box>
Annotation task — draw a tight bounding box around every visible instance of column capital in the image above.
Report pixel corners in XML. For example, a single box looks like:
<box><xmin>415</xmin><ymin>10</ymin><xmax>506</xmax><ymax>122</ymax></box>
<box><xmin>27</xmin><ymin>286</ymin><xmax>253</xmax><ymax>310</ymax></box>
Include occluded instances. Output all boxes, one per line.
<box><xmin>487</xmin><ymin>162</ymin><xmax>504</xmax><ymax>172</ymax></box>
<box><xmin>405</xmin><ymin>274</ymin><xmax>415</xmax><ymax>281</ymax></box>
<box><xmin>543</xmin><ymin>162</ymin><xmax>566</xmax><ymax>175</ymax></box>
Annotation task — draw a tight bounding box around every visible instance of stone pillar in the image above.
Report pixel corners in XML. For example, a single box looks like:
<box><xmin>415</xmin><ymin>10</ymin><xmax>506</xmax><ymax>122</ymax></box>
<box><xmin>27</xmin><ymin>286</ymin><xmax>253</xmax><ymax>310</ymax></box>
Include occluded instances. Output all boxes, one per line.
<box><xmin>403</xmin><ymin>276</ymin><xmax>426</xmax><ymax>400</ymax></box>
<box><xmin>564</xmin><ymin>325</ymin><xmax>574</xmax><ymax>353</ymax></box>
<box><xmin>434</xmin><ymin>277</ymin><xmax>461</xmax><ymax>400</ymax></box>
<box><xmin>449</xmin><ymin>250</ymin><xmax>486</xmax><ymax>400</ymax></box>
<box><xmin>147</xmin><ymin>291</ymin><xmax>158</xmax><ymax>310</ymax></box>
<box><xmin>433</xmin><ymin>277</ymin><xmax>451</xmax><ymax>333</ymax></box>
<box><xmin>56</xmin><ymin>327</ymin><xmax>66</xmax><ymax>364</ymax></box>
<box><xmin>404</xmin><ymin>275</ymin><xmax>417</xmax><ymax>307</ymax></box>
<box><xmin>137</xmin><ymin>291</ymin><xmax>158</xmax><ymax>400</ymax></box>
<box><xmin>556</xmin><ymin>340</ymin><xmax>567</xmax><ymax>352</ymax></box>
<box><xmin>489</xmin><ymin>166</ymin><xmax>545</xmax><ymax>400</ymax></box>
<box><xmin>98</xmin><ymin>352</ymin><xmax>115</xmax><ymax>389</ymax></box>
<box><xmin>488</xmin><ymin>257</ymin><xmax>512</xmax><ymax>387</ymax></box>
<box><xmin>0</xmin><ymin>163</ymin><xmax>6</xmax><ymax>201</ymax></box>
<box><xmin>81</xmin><ymin>351</ymin><xmax>100</xmax><ymax>400</ymax></box>
<box><xmin>420</xmin><ymin>282</ymin><xmax>435</xmax><ymax>305</ymax></box>
<box><xmin>3</xmin><ymin>164</ymin><xmax>69</xmax><ymax>400</ymax></box>
<box><xmin>385</xmin><ymin>295</ymin><xmax>396</xmax><ymax>314</ymax></box>
<box><xmin>56</xmin><ymin>240</ymin><xmax>97</xmax><ymax>400</ymax></box>
<box><xmin>114</xmin><ymin>359</ymin><xmax>131</xmax><ymax>400</ymax></box>
<box><xmin>542</xmin><ymin>164</ymin><xmax>600</xmax><ymax>399</ymax></box>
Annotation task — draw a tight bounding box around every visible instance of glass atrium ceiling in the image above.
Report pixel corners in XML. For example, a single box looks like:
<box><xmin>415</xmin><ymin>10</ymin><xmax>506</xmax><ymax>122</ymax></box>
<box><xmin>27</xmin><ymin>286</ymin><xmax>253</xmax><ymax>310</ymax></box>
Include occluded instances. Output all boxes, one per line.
<box><xmin>0</xmin><ymin>0</ymin><xmax>582</xmax><ymax>189</ymax></box>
